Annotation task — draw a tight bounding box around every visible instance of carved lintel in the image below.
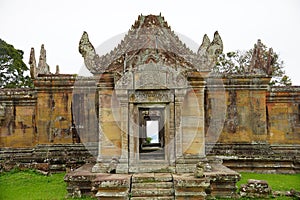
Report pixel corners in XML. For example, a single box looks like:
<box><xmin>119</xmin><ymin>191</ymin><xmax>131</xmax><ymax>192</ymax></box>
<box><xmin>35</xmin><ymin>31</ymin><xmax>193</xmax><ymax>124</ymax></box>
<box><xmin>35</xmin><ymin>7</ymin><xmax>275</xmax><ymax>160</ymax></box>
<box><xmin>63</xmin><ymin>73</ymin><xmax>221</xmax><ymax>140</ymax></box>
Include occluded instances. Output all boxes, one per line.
<box><xmin>129</xmin><ymin>90</ymin><xmax>173</xmax><ymax>103</ymax></box>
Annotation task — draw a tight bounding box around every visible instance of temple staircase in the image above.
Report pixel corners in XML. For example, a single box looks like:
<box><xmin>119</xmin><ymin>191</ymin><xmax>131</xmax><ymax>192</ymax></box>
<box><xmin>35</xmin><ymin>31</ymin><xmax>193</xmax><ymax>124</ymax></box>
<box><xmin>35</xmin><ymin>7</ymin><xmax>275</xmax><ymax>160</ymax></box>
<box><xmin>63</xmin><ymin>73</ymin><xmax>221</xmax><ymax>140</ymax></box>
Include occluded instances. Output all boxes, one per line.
<box><xmin>130</xmin><ymin>173</ymin><xmax>174</xmax><ymax>200</ymax></box>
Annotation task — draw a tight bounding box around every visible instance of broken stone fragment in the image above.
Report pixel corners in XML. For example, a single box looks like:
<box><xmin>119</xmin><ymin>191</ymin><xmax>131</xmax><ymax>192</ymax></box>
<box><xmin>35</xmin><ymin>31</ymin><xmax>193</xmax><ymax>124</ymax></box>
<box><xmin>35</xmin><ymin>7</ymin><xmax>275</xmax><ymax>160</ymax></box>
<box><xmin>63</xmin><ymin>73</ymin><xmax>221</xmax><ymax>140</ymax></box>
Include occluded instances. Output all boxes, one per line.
<box><xmin>239</xmin><ymin>179</ymin><xmax>272</xmax><ymax>198</ymax></box>
<box><xmin>194</xmin><ymin>161</ymin><xmax>204</xmax><ymax>178</ymax></box>
<box><xmin>204</xmin><ymin>162</ymin><xmax>212</xmax><ymax>172</ymax></box>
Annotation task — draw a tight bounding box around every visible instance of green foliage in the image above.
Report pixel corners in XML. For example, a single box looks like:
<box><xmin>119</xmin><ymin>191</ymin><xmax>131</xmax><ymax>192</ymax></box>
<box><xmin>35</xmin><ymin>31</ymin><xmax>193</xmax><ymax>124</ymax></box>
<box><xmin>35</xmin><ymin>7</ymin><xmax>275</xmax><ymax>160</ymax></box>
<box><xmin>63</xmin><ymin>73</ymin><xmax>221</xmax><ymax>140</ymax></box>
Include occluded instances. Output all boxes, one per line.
<box><xmin>146</xmin><ymin>137</ymin><xmax>152</xmax><ymax>144</ymax></box>
<box><xmin>0</xmin><ymin>38</ymin><xmax>33</xmax><ymax>88</ymax></box>
<box><xmin>214</xmin><ymin>43</ymin><xmax>292</xmax><ymax>86</ymax></box>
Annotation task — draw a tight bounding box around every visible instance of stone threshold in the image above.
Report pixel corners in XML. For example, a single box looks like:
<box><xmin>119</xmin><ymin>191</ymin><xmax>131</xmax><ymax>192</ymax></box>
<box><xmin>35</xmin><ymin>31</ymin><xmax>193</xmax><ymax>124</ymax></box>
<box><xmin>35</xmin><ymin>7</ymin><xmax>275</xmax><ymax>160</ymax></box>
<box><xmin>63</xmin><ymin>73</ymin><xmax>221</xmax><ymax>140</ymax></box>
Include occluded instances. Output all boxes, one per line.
<box><xmin>64</xmin><ymin>163</ymin><xmax>240</xmax><ymax>199</ymax></box>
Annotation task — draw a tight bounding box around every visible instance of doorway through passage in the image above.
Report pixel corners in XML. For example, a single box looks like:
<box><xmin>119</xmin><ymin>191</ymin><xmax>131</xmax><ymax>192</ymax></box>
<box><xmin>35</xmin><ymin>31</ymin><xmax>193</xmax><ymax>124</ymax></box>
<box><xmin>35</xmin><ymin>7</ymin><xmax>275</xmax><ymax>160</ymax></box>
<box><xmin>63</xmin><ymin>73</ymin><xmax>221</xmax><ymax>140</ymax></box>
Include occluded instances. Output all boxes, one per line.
<box><xmin>139</xmin><ymin>107</ymin><xmax>165</xmax><ymax>160</ymax></box>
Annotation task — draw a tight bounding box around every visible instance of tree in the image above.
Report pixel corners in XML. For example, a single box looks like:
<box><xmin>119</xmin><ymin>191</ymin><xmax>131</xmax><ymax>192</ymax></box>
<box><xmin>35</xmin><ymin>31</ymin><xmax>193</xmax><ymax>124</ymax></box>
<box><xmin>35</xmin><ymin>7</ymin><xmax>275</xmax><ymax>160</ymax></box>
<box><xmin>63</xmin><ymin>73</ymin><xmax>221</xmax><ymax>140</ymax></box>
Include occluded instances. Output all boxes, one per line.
<box><xmin>214</xmin><ymin>41</ymin><xmax>292</xmax><ymax>86</ymax></box>
<box><xmin>0</xmin><ymin>38</ymin><xmax>33</xmax><ymax>88</ymax></box>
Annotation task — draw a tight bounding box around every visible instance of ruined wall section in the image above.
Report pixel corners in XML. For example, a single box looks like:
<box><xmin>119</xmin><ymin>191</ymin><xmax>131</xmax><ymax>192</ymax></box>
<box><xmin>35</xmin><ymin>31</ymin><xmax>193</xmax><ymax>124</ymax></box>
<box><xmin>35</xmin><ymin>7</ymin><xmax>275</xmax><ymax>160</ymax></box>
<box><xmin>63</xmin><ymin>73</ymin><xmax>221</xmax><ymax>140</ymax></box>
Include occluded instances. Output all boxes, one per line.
<box><xmin>205</xmin><ymin>76</ymin><xmax>271</xmax><ymax>143</ymax></box>
<box><xmin>34</xmin><ymin>75</ymin><xmax>76</xmax><ymax>144</ymax></box>
<box><xmin>0</xmin><ymin>89</ymin><xmax>37</xmax><ymax>147</ymax></box>
<box><xmin>72</xmin><ymin>77</ymin><xmax>99</xmax><ymax>155</ymax></box>
<box><xmin>267</xmin><ymin>86</ymin><xmax>300</xmax><ymax>144</ymax></box>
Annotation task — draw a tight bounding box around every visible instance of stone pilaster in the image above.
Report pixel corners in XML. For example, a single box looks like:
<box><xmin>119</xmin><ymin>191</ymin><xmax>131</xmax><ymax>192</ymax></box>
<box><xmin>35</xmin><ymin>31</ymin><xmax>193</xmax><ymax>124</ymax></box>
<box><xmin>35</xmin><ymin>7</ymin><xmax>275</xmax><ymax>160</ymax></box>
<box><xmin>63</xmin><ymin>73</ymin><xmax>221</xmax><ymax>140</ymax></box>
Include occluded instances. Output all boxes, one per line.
<box><xmin>175</xmin><ymin>71</ymin><xmax>206</xmax><ymax>173</ymax></box>
<box><xmin>174</xmin><ymin>89</ymin><xmax>185</xmax><ymax>158</ymax></box>
<box><xmin>116</xmin><ymin>90</ymin><xmax>129</xmax><ymax>173</ymax></box>
<box><xmin>93</xmin><ymin>73</ymin><xmax>115</xmax><ymax>173</ymax></box>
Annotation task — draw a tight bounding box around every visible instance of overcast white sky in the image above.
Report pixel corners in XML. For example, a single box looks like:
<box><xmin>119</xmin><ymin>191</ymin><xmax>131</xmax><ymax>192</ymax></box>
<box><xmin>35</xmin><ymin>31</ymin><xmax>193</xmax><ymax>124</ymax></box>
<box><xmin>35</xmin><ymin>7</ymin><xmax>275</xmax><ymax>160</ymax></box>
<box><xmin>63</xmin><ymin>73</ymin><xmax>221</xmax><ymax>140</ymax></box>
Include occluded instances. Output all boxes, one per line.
<box><xmin>1</xmin><ymin>0</ymin><xmax>299</xmax><ymax>84</ymax></box>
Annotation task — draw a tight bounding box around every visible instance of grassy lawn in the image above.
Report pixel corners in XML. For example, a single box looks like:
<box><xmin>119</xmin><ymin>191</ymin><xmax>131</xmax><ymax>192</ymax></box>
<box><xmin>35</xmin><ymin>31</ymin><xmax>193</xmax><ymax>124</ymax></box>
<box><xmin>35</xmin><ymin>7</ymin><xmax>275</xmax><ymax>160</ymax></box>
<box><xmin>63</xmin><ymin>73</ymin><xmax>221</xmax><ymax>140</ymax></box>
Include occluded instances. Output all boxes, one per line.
<box><xmin>0</xmin><ymin>170</ymin><xmax>299</xmax><ymax>200</ymax></box>
<box><xmin>0</xmin><ymin>169</ymin><xmax>95</xmax><ymax>200</ymax></box>
<box><xmin>238</xmin><ymin>172</ymin><xmax>300</xmax><ymax>191</ymax></box>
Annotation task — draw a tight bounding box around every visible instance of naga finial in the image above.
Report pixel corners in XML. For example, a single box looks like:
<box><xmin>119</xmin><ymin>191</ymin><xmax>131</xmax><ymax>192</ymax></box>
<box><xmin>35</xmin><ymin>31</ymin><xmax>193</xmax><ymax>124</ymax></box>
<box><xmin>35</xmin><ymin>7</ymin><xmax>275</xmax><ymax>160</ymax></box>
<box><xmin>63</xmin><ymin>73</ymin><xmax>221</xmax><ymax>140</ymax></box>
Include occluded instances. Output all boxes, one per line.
<box><xmin>79</xmin><ymin>31</ymin><xmax>101</xmax><ymax>73</ymax></box>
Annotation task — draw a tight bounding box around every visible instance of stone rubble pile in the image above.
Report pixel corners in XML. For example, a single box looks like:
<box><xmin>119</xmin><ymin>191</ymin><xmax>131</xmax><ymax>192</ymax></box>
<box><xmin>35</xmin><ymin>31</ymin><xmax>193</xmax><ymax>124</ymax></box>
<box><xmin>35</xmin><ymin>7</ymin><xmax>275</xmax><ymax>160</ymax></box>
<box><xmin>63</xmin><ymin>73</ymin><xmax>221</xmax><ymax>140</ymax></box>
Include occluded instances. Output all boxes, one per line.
<box><xmin>273</xmin><ymin>189</ymin><xmax>300</xmax><ymax>199</ymax></box>
<box><xmin>240</xmin><ymin>179</ymin><xmax>271</xmax><ymax>198</ymax></box>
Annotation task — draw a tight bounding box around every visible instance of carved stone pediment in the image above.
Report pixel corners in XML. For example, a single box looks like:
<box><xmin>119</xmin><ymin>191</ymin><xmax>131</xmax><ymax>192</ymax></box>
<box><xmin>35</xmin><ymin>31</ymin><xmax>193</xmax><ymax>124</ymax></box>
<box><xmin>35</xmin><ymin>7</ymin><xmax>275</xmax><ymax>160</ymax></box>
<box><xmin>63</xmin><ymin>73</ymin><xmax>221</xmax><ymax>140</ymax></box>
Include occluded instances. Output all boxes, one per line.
<box><xmin>108</xmin><ymin>48</ymin><xmax>195</xmax><ymax>74</ymax></box>
<box><xmin>79</xmin><ymin>14</ymin><xmax>223</xmax><ymax>75</ymax></box>
<box><xmin>115</xmin><ymin>63</ymin><xmax>188</xmax><ymax>90</ymax></box>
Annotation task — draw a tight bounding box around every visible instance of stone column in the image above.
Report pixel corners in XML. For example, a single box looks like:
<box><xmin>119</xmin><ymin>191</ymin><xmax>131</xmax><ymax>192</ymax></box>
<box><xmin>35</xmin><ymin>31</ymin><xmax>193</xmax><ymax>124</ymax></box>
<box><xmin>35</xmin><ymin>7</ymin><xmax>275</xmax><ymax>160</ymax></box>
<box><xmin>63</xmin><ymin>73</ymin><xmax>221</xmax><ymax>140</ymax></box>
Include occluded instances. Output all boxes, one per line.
<box><xmin>174</xmin><ymin>89</ymin><xmax>185</xmax><ymax>158</ymax></box>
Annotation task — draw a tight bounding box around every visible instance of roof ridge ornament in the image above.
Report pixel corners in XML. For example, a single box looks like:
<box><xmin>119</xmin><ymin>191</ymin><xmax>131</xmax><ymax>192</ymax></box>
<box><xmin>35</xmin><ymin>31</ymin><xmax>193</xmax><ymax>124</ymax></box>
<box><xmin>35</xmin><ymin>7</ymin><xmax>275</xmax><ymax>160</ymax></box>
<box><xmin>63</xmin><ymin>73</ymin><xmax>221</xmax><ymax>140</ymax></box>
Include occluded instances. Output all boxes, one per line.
<box><xmin>37</xmin><ymin>44</ymin><xmax>50</xmax><ymax>75</ymax></box>
<box><xmin>29</xmin><ymin>47</ymin><xmax>37</xmax><ymax>78</ymax></box>
<box><xmin>79</xmin><ymin>31</ymin><xmax>103</xmax><ymax>73</ymax></box>
<box><xmin>78</xmin><ymin>14</ymin><xmax>222</xmax><ymax>74</ymax></box>
<box><xmin>249</xmin><ymin>39</ymin><xmax>273</xmax><ymax>75</ymax></box>
<box><xmin>196</xmin><ymin>31</ymin><xmax>223</xmax><ymax>71</ymax></box>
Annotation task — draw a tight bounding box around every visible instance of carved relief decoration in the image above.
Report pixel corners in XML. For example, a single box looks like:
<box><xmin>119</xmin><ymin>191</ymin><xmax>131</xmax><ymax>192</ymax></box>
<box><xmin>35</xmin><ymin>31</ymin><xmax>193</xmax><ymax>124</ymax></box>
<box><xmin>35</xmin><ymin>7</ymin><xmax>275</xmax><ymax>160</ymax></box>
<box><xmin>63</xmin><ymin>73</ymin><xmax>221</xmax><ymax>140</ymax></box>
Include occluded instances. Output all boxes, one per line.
<box><xmin>115</xmin><ymin>63</ymin><xmax>188</xmax><ymax>90</ymax></box>
<box><xmin>78</xmin><ymin>14</ymin><xmax>224</xmax><ymax>74</ymax></box>
<box><xmin>129</xmin><ymin>90</ymin><xmax>173</xmax><ymax>103</ymax></box>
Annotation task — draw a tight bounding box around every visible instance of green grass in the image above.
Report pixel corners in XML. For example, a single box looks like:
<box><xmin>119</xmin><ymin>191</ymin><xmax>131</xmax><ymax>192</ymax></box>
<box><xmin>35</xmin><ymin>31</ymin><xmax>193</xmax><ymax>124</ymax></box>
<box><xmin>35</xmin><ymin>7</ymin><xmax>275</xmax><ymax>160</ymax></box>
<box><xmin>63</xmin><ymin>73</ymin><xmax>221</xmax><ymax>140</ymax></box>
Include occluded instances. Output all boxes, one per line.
<box><xmin>238</xmin><ymin>172</ymin><xmax>300</xmax><ymax>191</ymax></box>
<box><xmin>0</xmin><ymin>169</ymin><xmax>95</xmax><ymax>200</ymax></box>
<box><xmin>1</xmin><ymin>170</ymin><xmax>300</xmax><ymax>200</ymax></box>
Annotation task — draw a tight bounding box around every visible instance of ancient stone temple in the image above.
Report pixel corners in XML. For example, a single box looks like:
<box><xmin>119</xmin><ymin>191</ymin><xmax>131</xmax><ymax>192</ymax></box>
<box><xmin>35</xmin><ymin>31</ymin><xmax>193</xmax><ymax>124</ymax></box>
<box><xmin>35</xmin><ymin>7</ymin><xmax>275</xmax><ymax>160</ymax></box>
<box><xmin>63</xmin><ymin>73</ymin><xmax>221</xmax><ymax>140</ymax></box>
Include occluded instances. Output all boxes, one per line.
<box><xmin>77</xmin><ymin>14</ymin><xmax>219</xmax><ymax>174</ymax></box>
<box><xmin>64</xmin><ymin>14</ymin><xmax>241</xmax><ymax>199</ymax></box>
<box><xmin>1</xmin><ymin>14</ymin><xmax>300</xmax><ymax>199</ymax></box>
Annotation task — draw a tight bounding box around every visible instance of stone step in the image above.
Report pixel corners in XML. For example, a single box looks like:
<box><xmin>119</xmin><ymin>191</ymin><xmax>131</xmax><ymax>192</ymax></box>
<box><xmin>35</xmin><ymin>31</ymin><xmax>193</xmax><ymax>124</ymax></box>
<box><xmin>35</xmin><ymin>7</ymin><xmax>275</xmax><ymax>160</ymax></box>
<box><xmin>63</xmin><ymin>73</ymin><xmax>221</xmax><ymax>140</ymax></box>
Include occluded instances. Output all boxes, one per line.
<box><xmin>129</xmin><ymin>165</ymin><xmax>175</xmax><ymax>173</ymax></box>
<box><xmin>95</xmin><ymin>191</ymin><xmax>128</xmax><ymax>200</ymax></box>
<box><xmin>131</xmin><ymin>173</ymin><xmax>175</xmax><ymax>198</ymax></box>
<box><xmin>132</xmin><ymin>173</ymin><xmax>173</xmax><ymax>183</ymax></box>
<box><xmin>131</xmin><ymin>188</ymin><xmax>174</xmax><ymax>197</ymax></box>
<box><xmin>174</xmin><ymin>191</ymin><xmax>206</xmax><ymax>200</ymax></box>
<box><xmin>132</xmin><ymin>182</ymin><xmax>173</xmax><ymax>189</ymax></box>
<box><xmin>131</xmin><ymin>197</ymin><xmax>174</xmax><ymax>200</ymax></box>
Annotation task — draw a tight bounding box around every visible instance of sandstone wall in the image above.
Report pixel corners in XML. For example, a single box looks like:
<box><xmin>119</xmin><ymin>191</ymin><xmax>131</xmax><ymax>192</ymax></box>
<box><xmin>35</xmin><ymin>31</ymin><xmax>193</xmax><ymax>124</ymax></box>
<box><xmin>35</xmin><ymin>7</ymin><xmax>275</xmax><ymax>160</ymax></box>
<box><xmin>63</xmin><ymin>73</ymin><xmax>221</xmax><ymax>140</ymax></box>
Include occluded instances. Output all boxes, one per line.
<box><xmin>1</xmin><ymin>75</ymin><xmax>300</xmax><ymax>149</ymax></box>
<box><xmin>0</xmin><ymin>75</ymin><xmax>79</xmax><ymax>147</ymax></box>
<box><xmin>0</xmin><ymin>89</ymin><xmax>37</xmax><ymax>147</ymax></box>
<box><xmin>34</xmin><ymin>75</ymin><xmax>76</xmax><ymax>145</ymax></box>
<box><xmin>267</xmin><ymin>86</ymin><xmax>300</xmax><ymax>144</ymax></box>
<box><xmin>205</xmin><ymin>76</ymin><xmax>270</xmax><ymax>144</ymax></box>
<box><xmin>205</xmin><ymin>76</ymin><xmax>300</xmax><ymax>145</ymax></box>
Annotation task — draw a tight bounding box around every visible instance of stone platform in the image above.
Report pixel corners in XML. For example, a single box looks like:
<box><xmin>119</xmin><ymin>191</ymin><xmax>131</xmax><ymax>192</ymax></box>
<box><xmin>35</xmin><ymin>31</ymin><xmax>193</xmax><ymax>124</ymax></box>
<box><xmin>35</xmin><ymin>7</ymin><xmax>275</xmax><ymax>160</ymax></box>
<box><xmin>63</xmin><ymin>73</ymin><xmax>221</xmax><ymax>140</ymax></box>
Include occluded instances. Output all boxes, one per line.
<box><xmin>64</xmin><ymin>163</ymin><xmax>240</xmax><ymax>199</ymax></box>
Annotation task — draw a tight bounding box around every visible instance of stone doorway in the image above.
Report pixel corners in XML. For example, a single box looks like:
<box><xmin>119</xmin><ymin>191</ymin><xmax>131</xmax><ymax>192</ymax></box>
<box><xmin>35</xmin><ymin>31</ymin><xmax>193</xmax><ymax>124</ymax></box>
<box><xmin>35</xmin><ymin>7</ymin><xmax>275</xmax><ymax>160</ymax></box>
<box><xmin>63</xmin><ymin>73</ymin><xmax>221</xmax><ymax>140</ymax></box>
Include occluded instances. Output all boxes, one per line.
<box><xmin>128</xmin><ymin>99</ymin><xmax>174</xmax><ymax>173</ymax></box>
<box><xmin>139</xmin><ymin>107</ymin><xmax>165</xmax><ymax>160</ymax></box>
